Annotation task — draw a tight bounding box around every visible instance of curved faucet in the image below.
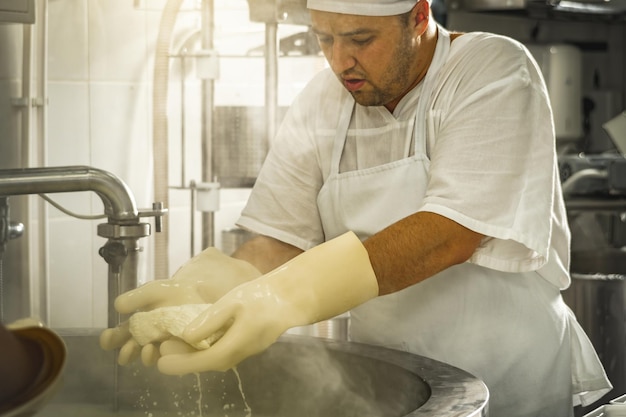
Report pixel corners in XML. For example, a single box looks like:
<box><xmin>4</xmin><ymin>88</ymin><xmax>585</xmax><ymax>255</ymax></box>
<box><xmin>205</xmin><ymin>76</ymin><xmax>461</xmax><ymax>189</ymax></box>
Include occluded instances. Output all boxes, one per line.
<box><xmin>0</xmin><ymin>165</ymin><xmax>139</xmax><ymax>223</ymax></box>
<box><xmin>0</xmin><ymin>165</ymin><xmax>167</xmax><ymax>327</ymax></box>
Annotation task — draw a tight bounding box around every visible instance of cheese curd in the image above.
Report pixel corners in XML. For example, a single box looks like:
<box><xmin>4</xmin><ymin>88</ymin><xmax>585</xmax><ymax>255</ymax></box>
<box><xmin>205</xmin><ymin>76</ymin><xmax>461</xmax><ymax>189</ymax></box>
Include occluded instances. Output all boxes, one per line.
<box><xmin>129</xmin><ymin>304</ymin><xmax>222</xmax><ymax>350</ymax></box>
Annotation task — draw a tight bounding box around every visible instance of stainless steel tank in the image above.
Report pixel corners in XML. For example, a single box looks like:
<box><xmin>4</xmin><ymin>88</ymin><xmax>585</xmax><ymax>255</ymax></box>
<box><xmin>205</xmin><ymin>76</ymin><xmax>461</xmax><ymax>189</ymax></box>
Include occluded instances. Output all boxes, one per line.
<box><xmin>38</xmin><ymin>330</ymin><xmax>489</xmax><ymax>417</ymax></box>
<box><xmin>213</xmin><ymin>106</ymin><xmax>288</xmax><ymax>188</ymax></box>
<box><xmin>563</xmin><ymin>249</ymin><xmax>626</xmax><ymax>412</ymax></box>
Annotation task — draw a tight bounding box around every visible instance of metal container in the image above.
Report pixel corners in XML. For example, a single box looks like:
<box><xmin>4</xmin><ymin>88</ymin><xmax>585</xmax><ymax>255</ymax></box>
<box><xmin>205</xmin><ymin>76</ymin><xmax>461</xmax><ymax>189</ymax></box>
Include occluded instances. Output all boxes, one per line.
<box><xmin>562</xmin><ymin>249</ymin><xmax>626</xmax><ymax>412</ymax></box>
<box><xmin>287</xmin><ymin>314</ymin><xmax>350</xmax><ymax>341</ymax></box>
<box><xmin>221</xmin><ymin>228</ymin><xmax>256</xmax><ymax>256</ymax></box>
<box><xmin>213</xmin><ymin>106</ymin><xmax>288</xmax><ymax>188</ymax></box>
<box><xmin>38</xmin><ymin>329</ymin><xmax>488</xmax><ymax>417</ymax></box>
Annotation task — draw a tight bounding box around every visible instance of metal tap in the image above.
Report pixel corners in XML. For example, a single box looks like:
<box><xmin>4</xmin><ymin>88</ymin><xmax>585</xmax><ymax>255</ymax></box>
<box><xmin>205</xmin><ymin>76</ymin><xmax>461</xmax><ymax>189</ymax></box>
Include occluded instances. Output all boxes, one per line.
<box><xmin>0</xmin><ymin>197</ymin><xmax>24</xmax><ymax>259</ymax></box>
<box><xmin>0</xmin><ymin>165</ymin><xmax>167</xmax><ymax>327</ymax></box>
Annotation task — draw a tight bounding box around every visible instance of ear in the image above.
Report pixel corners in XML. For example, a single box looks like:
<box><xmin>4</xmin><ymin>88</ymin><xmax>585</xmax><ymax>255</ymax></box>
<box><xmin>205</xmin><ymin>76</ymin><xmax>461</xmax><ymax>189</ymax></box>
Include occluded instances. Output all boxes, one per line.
<box><xmin>411</xmin><ymin>0</ymin><xmax>430</xmax><ymax>35</ymax></box>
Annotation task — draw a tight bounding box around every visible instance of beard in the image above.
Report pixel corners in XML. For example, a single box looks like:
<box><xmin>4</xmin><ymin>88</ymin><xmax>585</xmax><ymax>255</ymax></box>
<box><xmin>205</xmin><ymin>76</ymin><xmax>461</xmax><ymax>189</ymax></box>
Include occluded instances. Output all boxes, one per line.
<box><xmin>348</xmin><ymin>31</ymin><xmax>417</xmax><ymax>108</ymax></box>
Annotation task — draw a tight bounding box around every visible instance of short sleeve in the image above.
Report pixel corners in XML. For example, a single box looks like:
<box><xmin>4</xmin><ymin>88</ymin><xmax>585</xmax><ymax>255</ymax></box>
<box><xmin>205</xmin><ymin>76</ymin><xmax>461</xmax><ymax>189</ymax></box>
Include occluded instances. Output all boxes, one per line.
<box><xmin>420</xmin><ymin>34</ymin><xmax>558</xmax><ymax>273</ymax></box>
<box><xmin>237</xmin><ymin>70</ymin><xmax>345</xmax><ymax>250</ymax></box>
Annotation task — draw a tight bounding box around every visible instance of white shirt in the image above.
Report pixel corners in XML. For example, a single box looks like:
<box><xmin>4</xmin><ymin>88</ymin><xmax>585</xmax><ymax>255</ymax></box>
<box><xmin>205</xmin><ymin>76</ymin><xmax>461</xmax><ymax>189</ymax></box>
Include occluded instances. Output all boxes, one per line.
<box><xmin>238</xmin><ymin>30</ymin><xmax>612</xmax><ymax>414</ymax></box>
<box><xmin>238</xmin><ymin>32</ymin><xmax>569</xmax><ymax>289</ymax></box>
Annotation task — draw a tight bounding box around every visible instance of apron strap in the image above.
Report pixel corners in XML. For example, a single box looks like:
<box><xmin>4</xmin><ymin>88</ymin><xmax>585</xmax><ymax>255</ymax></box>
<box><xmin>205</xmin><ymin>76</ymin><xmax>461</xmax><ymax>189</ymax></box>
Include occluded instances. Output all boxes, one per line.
<box><xmin>412</xmin><ymin>25</ymin><xmax>450</xmax><ymax>156</ymax></box>
<box><xmin>329</xmin><ymin>25</ymin><xmax>452</xmax><ymax>174</ymax></box>
<box><xmin>330</xmin><ymin>98</ymin><xmax>355</xmax><ymax>173</ymax></box>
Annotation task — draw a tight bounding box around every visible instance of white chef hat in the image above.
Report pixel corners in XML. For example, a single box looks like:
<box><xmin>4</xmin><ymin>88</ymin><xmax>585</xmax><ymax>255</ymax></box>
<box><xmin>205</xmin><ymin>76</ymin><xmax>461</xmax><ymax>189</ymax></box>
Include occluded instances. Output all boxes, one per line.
<box><xmin>307</xmin><ymin>0</ymin><xmax>419</xmax><ymax>16</ymax></box>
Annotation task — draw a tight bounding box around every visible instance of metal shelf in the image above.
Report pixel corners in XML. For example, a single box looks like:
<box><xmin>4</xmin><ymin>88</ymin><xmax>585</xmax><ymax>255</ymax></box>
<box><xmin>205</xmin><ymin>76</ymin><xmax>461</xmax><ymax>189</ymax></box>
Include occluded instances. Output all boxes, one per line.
<box><xmin>566</xmin><ymin>197</ymin><xmax>626</xmax><ymax>212</ymax></box>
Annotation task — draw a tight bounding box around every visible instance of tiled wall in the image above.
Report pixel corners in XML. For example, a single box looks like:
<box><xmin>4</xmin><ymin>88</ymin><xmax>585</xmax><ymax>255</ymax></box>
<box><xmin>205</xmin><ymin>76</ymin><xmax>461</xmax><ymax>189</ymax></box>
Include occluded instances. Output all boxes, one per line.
<box><xmin>0</xmin><ymin>0</ymin><xmax>325</xmax><ymax>328</ymax></box>
<box><xmin>45</xmin><ymin>0</ymin><xmax>155</xmax><ymax>327</ymax></box>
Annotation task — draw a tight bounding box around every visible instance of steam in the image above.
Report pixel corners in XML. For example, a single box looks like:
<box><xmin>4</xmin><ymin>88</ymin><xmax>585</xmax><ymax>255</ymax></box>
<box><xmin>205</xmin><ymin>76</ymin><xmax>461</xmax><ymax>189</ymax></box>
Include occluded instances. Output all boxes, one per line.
<box><xmin>37</xmin><ymin>331</ymin><xmax>424</xmax><ymax>417</ymax></box>
<box><xmin>248</xmin><ymin>336</ymin><xmax>422</xmax><ymax>417</ymax></box>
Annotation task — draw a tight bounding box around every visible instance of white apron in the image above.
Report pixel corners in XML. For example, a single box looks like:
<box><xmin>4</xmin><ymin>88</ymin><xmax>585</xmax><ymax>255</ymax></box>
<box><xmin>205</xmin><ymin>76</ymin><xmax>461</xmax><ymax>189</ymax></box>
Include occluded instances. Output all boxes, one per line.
<box><xmin>316</xmin><ymin>27</ymin><xmax>610</xmax><ymax>417</ymax></box>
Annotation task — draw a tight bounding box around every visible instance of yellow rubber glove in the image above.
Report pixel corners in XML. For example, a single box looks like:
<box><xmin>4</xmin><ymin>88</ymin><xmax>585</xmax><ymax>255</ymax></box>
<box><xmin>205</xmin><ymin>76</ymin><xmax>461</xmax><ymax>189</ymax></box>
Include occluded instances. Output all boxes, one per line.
<box><xmin>157</xmin><ymin>231</ymin><xmax>379</xmax><ymax>375</ymax></box>
<box><xmin>99</xmin><ymin>247</ymin><xmax>262</xmax><ymax>366</ymax></box>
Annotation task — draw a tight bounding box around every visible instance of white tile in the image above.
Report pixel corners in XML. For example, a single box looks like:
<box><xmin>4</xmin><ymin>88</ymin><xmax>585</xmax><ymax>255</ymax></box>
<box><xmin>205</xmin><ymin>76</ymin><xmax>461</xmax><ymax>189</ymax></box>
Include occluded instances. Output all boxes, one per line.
<box><xmin>48</xmin><ymin>0</ymin><xmax>88</xmax><ymax>81</ymax></box>
<box><xmin>88</xmin><ymin>81</ymin><xmax>153</xmax><ymax>206</ymax></box>
<box><xmin>87</xmin><ymin>0</ymin><xmax>154</xmax><ymax>82</ymax></box>
<box><xmin>167</xmin><ymin>204</ymin><xmax>194</xmax><ymax>275</ymax></box>
<box><xmin>47</xmin><ymin>82</ymin><xmax>90</xmax><ymax>166</ymax></box>
<box><xmin>47</xmin><ymin>216</ymin><xmax>97</xmax><ymax>327</ymax></box>
<box><xmin>42</xmin><ymin>192</ymin><xmax>100</xmax><ymax>221</ymax></box>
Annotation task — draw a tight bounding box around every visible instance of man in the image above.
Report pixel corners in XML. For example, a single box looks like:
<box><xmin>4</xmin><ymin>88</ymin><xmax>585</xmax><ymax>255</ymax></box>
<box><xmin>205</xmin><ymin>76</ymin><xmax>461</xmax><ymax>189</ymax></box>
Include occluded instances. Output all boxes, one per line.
<box><xmin>102</xmin><ymin>0</ymin><xmax>611</xmax><ymax>415</ymax></box>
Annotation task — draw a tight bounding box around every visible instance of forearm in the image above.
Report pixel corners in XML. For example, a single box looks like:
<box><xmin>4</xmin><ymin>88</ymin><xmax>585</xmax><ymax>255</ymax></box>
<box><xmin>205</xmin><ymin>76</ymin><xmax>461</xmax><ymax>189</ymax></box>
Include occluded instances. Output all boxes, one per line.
<box><xmin>232</xmin><ymin>212</ymin><xmax>482</xmax><ymax>296</ymax></box>
<box><xmin>232</xmin><ymin>235</ymin><xmax>303</xmax><ymax>274</ymax></box>
<box><xmin>364</xmin><ymin>211</ymin><xmax>484</xmax><ymax>295</ymax></box>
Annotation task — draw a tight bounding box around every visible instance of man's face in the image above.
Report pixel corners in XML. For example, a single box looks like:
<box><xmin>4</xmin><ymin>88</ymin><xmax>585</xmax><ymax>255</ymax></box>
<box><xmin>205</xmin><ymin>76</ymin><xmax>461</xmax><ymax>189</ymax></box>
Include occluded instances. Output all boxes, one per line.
<box><xmin>310</xmin><ymin>9</ymin><xmax>421</xmax><ymax>110</ymax></box>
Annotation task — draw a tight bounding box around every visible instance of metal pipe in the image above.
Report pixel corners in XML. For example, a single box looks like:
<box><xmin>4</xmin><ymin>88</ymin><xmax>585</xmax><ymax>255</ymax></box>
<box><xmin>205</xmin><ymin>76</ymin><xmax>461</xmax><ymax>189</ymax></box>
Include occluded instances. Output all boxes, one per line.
<box><xmin>265</xmin><ymin>22</ymin><xmax>279</xmax><ymax>149</ymax></box>
<box><xmin>20</xmin><ymin>23</ymin><xmax>32</xmax><ymax>168</ymax></box>
<box><xmin>562</xmin><ymin>168</ymin><xmax>608</xmax><ymax>197</ymax></box>
<box><xmin>201</xmin><ymin>0</ymin><xmax>215</xmax><ymax>249</ymax></box>
<box><xmin>566</xmin><ymin>198</ymin><xmax>626</xmax><ymax>212</ymax></box>
<box><xmin>102</xmin><ymin>237</ymin><xmax>142</xmax><ymax>328</ymax></box>
<box><xmin>33</xmin><ymin>0</ymin><xmax>50</xmax><ymax>325</ymax></box>
<box><xmin>0</xmin><ymin>166</ymin><xmax>139</xmax><ymax>223</ymax></box>
<box><xmin>190</xmin><ymin>180</ymin><xmax>196</xmax><ymax>257</ymax></box>
<box><xmin>0</xmin><ymin>165</ymin><xmax>152</xmax><ymax>328</ymax></box>
<box><xmin>152</xmin><ymin>0</ymin><xmax>183</xmax><ymax>280</ymax></box>
<box><xmin>180</xmin><ymin>51</ymin><xmax>187</xmax><ymax>188</ymax></box>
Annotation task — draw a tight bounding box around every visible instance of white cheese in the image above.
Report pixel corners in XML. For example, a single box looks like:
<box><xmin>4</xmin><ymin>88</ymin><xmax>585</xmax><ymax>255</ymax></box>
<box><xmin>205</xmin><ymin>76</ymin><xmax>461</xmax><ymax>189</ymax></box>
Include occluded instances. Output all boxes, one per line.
<box><xmin>129</xmin><ymin>304</ymin><xmax>223</xmax><ymax>350</ymax></box>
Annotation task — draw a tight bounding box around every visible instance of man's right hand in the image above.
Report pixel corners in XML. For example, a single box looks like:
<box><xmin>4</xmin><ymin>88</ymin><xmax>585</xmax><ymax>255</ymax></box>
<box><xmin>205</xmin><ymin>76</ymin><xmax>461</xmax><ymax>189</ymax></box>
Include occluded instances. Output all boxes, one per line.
<box><xmin>99</xmin><ymin>247</ymin><xmax>262</xmax><ymax>366</ymax></box>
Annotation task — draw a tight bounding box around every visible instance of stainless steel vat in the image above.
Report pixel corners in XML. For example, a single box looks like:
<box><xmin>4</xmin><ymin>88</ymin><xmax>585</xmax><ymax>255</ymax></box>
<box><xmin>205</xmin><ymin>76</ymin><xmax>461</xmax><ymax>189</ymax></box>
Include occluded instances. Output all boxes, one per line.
<box><xmin>563</xmin><ymin>249</ymin><xmax>626</xmax><ymax>412</ymax></box>
<box><xmin>213</xmin><ymin>106</ymin><xmax>288</xmax><ymax>188</ymax></box>
<box><xmin>38</xmin><ymin>330</ymin><xmax>488</xmax><ymax>417</ymax></box>
<box><xmin>287</xmin><ymin>314</ymin><xmax>350</xmax><ymax>341</ymax></box>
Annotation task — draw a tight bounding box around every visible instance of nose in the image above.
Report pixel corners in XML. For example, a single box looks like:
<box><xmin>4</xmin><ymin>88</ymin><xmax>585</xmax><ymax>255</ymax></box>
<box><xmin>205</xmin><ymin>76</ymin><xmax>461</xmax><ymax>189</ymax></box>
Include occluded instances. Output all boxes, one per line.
<box><xmin>328</xmin><ymin>42</ymin><xmax>356</xmax><ymax>75</ymax></box>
